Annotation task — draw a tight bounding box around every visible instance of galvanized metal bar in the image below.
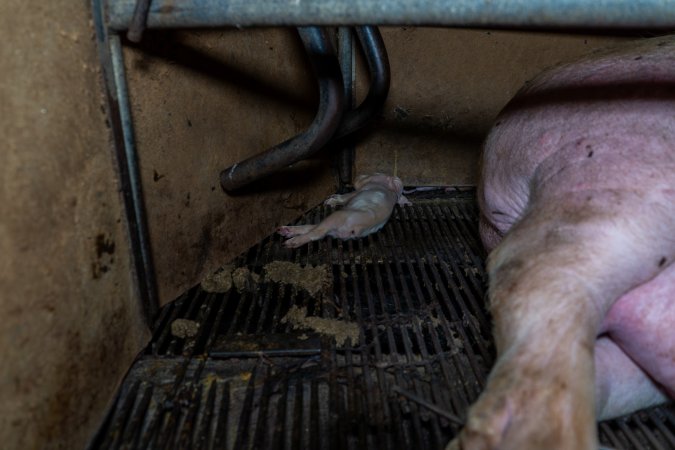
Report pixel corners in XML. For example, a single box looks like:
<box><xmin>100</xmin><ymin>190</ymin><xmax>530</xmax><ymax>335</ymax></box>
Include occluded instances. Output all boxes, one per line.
<box><xmin>196</xmin><ymin>380</ymin><xmax>217</xmax><ymax>448</ymax></box>
<box><xmin>327</xmin><ymin>342</ymin><xmax>346</xmax><ymax>450</ymax></box>
<box><xmin>94</xmin><ymin>0</ymin><xmax>160</xmax><ymax>329</ymax></box>
<box><xmin>252</xmin><ymin>365</ymin><xmax>273</xmax><ymax>449</ymax></box>
<box><xmin>290</xmin><ymin>377</ymin><xmax>304</xmax><ymax>447</ymax></box>
<box><xmin>152</xmin><ymin>293</ymin><xmax>184</xmax><ymax>354</ymax></box>
<box><xmin>124</xmin><ymin>383</ymin><xmax>153</xmax><ymax>448</ymax></box>
<box><xmin>271</xmin><ymin>376</ymin><xmax>289</xmax><ymax>450</ymax></box>
<box><xmin>109</xmin><ymin>36</ymin><xmax>161</xmax><ymax>324</ymax></box>
<box><xmin>213</xmin><ymin>381</ymin><xmax>231</xmax><ymax>448</ymax></box>
<box><xmin>175</xmin><ymin>383</ymin><xmax>202</xmax><ymax>447</ymax></box>
<box><xmin>309</xmin><ymin>379</ymin><xmax>320</xmax><ymax>448</ymax></box>
<box><xmin>233</xmin><ymin>364</ymin><xmax>258</xmax><ymax>449</ymax></box>
<box><xmin>204</xmin><ymin>289</ymin><xmax>234</xmax><ymax>350</ymax></box>
<box><xmin>107</xmin><ymin>0</ymin><xmax>675</xmax><ymax>29</ymax></box>
<box><xmin>102</xmin><ymin>380</ymin><xmax>141</xmax><ymax>450</ymax></box>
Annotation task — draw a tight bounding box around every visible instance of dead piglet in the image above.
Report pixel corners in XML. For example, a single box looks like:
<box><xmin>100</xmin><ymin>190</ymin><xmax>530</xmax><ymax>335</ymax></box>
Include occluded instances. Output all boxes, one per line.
<box><xmin>278</xmin><ymin>173</ymin><xmax>408</xmax><ymax>248</ymax></box>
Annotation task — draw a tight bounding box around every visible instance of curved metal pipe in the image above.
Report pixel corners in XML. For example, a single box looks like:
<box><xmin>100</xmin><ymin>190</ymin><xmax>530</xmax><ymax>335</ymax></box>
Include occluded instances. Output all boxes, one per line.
<box><xmin>220</xmin><ymin>27</ymin><xmax>344</xmax><ymax>192</ymax></box>
<box><xmin>332</xmin><ymin>26</ymin><xmax>391</xmax><ymax>140</ymax></box>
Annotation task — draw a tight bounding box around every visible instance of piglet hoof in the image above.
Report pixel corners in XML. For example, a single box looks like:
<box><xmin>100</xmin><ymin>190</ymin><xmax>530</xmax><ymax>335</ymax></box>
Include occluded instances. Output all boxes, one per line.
<box><xmin>277</xmin><ymin>226</ymin><xmax>293</xmax><ymax>238</ymax></box>
<box><xmin>283</xmin><ymin>237</ymin><xmax>306</xmax><ymax>249</ymax></box>
<box><xmin>278</xmin><ymin>224</ymin><xmax>315</xmax><ymax>239</ymax></box>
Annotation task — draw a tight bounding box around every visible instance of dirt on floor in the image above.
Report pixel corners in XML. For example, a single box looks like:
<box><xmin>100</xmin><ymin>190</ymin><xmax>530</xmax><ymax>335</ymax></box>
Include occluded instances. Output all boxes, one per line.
<box><xmin>232</xmin><ymin>267</ymin><xmax>260</xmax><ymax>292</ymax></box>
<box><xmin>263</xmin><ymin>261</ymin><xmax>332</xmax><ymax>297</ymax></box>
<box><xmin>281</xmin><ymin>305</ymin><xmax>359</xmax><ymax>347</ymax></box>
<box><xmin>170</xmin><ymin>318</ymin><xmax>200</xmax><ymax>339</ymax></box>
<box><xmin>200</xmin><ymin>264</ymin><xmax>235</xmax><ymax>293</ymax></box>
<box><xmin>201</xmin><ymin>265</ymin><xmax>261</xmax><ymax>293</ymax></box>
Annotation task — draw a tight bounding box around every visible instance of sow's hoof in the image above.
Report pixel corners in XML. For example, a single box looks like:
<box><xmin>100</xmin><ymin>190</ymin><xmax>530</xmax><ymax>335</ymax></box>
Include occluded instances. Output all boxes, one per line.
<box><xmin>449</xmin><ymin>353</ymin><xmax>596</xmax><ymax>450</ymax></box>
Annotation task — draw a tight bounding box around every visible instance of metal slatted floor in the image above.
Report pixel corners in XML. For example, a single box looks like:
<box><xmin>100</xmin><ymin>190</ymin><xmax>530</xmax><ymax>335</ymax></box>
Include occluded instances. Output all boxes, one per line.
<box><xmin>91</xmin><ymin>188</ymin><xmax>675</xmax><ymax>450</ymax></box>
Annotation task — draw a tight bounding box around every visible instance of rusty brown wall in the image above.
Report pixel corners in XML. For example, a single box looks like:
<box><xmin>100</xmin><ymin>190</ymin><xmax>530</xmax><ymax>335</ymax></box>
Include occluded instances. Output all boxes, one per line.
<box><xmin>355</xmin><ymin>28</ymin><xmax>628</xmax><ymax>185</ymax></box>
<box><xmin>124</xmin><ymin>29</ymin><xmax>337</xmax><ymax>305</ymax></box>
<box><xmin>0</xmin><ymin>0</ymin><xmax>150</xmax><ymax>449</ymax></box>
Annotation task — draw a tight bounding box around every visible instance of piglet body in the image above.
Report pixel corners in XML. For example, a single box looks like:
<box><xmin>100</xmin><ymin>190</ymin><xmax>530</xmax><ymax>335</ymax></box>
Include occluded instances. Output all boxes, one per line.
<box><xmin>278</xmin><ymin>174</ymin><xmax>408</xmax><ymax>248</ymax></box>
<box><xmin>449</xmin><ymin>37</ymin><xmax>675</xmax><ymax>450</ymax></box>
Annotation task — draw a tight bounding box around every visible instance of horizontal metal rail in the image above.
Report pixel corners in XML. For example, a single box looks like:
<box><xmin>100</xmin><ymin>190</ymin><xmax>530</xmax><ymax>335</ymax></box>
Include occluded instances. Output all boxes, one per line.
<box><xmin>107</xmin><ymin>0</ymin><xmax>675</xmax><ymax>30</ymax></box>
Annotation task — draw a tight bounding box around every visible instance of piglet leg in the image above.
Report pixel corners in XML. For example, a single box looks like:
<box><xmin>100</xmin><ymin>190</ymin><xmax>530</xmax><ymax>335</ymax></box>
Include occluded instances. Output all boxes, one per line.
<box><xmin>451</xmin><ymin>192</ymin><xmax>674</xmax><ymax>450</ymax></box>
<box><xmin>277</xmin><ymin>225</ymin><xmax>315</xmax><ymax>238</ymax></box>
<box><xmin>282</xmin><ymin>211</ymin><xmax>357</xmax><ymax>248</ymax></box>
<box><xmin>277</xmin><ymin>192</ymin><xmax>359</xmax><ymax>244</ymax></box>
<box><xmin>324</xmin><ymin>192</ymin><xmax>357</xmax><ymax>207</ymax></box>
<box><xmin>281</xmin><ymin>225</ymin><xmax>325</xmax><ymax>248</ymax></box>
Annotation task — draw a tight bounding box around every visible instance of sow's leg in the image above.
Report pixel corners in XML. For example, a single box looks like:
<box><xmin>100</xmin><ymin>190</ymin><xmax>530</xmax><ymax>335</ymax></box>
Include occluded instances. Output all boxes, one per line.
<box><xmin>450</xmin><ymin>191</ymin><xmax>675</xmax><ymax>450</ymax></box>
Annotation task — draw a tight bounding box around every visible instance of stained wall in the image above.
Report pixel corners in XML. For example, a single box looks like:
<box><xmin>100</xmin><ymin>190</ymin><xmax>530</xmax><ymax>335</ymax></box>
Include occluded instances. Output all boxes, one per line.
<box><xmin>0</xmin><ymin>0</ymin><xmax>149</xmax><ymax>448</ymax></box>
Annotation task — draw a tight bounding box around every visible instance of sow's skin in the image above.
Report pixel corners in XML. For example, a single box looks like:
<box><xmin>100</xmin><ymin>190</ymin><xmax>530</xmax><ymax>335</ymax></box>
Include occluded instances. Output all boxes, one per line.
<box><xmin>278</xmin><ymin>173</ymin><xmax>410</xmax><ymax>248</ymax></box>
<box><xmin>448</xmin><ymin>37</ymin><xmax>675</xmax><ymax>450</ymax></box>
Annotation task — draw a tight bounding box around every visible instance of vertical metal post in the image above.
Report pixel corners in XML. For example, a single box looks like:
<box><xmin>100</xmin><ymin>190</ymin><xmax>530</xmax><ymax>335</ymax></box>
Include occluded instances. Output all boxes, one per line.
<box><xmin>108</xmin><ymin>35</ymin><xmax>159</xmax><ymax>326</ymax></box>
<box><xmin>337</xmin><ymin>27</ymin><xmax>355</xmax><ymax>191</ymax></box>
<box><xmin>93</xmin><ymin>0</ymin><xmax>160</xmax><ymax>328</ymax></box>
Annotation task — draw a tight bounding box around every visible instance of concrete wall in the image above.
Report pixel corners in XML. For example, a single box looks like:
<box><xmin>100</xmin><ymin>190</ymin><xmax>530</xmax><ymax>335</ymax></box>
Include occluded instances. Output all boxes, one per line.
<box><xmin>0</xmin><ymin>0</ymin><xmax>149</xmax><ymax>449</ymax></box>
